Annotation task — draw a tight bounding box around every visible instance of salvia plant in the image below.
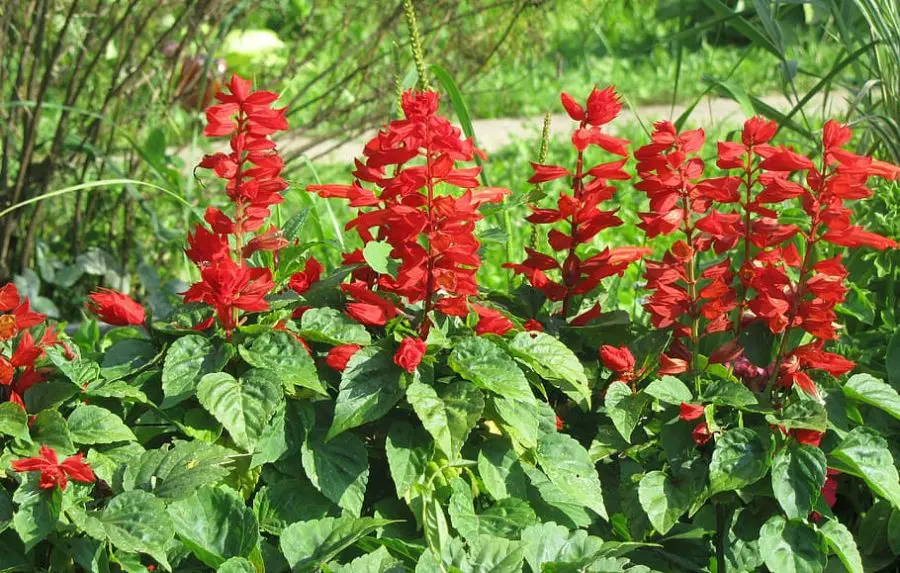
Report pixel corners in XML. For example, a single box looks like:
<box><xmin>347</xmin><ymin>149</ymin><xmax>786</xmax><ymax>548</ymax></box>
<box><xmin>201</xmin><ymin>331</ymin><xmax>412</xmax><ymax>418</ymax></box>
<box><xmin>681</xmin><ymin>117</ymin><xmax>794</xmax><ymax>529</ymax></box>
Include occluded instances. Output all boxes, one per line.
<box><xmin>0</xmin><ymin>75</ymin><xmax>898</xmax><ymax>573</ymax></box>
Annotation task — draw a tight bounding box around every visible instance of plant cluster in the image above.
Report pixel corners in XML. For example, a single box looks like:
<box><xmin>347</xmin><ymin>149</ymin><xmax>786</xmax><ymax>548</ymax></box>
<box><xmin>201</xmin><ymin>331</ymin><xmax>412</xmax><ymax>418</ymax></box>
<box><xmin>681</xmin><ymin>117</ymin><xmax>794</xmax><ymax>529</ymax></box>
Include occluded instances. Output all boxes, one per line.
<box><xmin>0</xmin><ymin>76</ymin><xmax>898</xmax><ymax>573</ymax></box>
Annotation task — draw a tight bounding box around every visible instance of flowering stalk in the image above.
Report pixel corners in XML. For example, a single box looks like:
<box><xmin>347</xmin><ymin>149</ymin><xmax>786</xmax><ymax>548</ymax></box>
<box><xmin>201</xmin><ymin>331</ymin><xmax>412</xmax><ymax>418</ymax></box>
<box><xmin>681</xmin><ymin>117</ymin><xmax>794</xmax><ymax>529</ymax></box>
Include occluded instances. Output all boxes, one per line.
<box><xmin>308</xmin><ymin>90</ymin><xmax>509</xmax><ymax>338</ymax></box>
<box><xmin>183</xmin><ymin>75</ymin><xmax>292</xmax><ymax>335</ymax></box>
<box><xmin>506</xmin><ymin>87</ymin><xmax>648</xmax><ymax>325</ymax></box>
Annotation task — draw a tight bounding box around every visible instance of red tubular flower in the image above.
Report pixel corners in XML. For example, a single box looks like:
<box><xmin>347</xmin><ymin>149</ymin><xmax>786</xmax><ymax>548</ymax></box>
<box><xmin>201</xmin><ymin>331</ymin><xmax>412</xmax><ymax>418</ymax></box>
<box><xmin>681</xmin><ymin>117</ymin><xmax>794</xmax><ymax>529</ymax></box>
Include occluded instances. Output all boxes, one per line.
<box><xmin>0</xmin><ymin>283</ymin><xmax>45</xmax><ymax>342</ymax></box>
<box><xmin>679</xmin><ymin>402</ymin><xmax>705</xmax><ymax>421</ymax></box>
<box><xmin>326</xmin><ymin>344</ymin><xmax>362</xmax><ymax>372</ymax></box>
<box><xmin>506</xmin><ymin>87</ymin><xmax>649</xmax><ymax>322</ymax></box>
<box><xmin>599</xmin><ymin>344</ymin><xmax>637</xmax><ymax>382</ymax></box>
<box><xmin>341</xmin><ymin>282</ymin><xmax>398</xmax><ymax>327</ymax></box>
<box><xmin>473</xmin><ymin>305</ymin><xmax>514</xmax><ymax>337</ymax></box>
<box><xmin>523</xmin><ymin>319</ymin><xmax>544</xmax><ymax>332</ymax></box>
<box><xmin>289</xmin><ymin>258</ymin><xmax>323</xmax><ymax>295</ymax></box>
<box><xmin>393</xmin><ymin>337</ymin><xmax>426</xmax><ymax>373</ymax></box>
<box><xmin>186</xmin><ymin>75</ymin><xmax>289</xmax><ymax>334</ymax></box>
<box><xmin>11</xmin><ymin>445</ymin><xmax>95</xmax><ymax>491</ymax></box>
<box><xmin>308</xmin><ymin>90</ymin><xmax>509</xmax><ymax>336</ymax></box>
<box><xmin>691</xmin><ymin>422</ymin><xmax>712</xmax><ymax>446</ymax></box>
<box><xmin>86</xmin><ymin>288</ymin><xmax>146</xmax><ymax>326</ymax></box>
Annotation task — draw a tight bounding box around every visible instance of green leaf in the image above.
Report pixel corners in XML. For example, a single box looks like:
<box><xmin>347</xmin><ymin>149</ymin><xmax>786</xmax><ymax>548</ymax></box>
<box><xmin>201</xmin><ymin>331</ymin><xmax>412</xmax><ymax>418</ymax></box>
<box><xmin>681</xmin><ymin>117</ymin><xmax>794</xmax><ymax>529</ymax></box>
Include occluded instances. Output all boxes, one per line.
<box><xmin>758</xmin><ymin>515</ymin><xmax>826</xmax><ymax>573</ymax></box>
<box><xmin>12</xmin><ymin>482</ymin><xmax>61</xmax><ymax>551</ymax></box>
<box><xmin>239</xmin><ymin>331</ymin><xmax>326</xmax><ymax>395</ymax></box>
<box><xmin>700</xmin><ymin>379</ymin><xmax>758</xmax><ymax>408</ymax></box>
<box><xmin>254</xmin><ymin>475</ymin><xmax>335</xmax><ymax>536</ymax></box>
<box><xmin>162</xmin><ymin>334</ymin><xmax>232</xmax><ymax>408</ymax></box>
<box><xmin>197</xmin><ymin>371</ymin><xmax>282</xmax><ymax>452</ymax></box>
<box><xmin>766</xmin><ymin>400</ymin><xmax>828</xmax><ymax>432</ymax></box>
<box><xmin>468</xmin><ymin>535</ymin><xmax>525</xmax><ymax>573</ymax></box>
<box><xmin>492</xmin><ymin>396</ymin><xmax>540</xmax><ymax>449</ymax></box>
<box><xmin>448</xmin><ymin>337</ymin><xmax>533</xmax><ymax>401</ymax></box>
<box><xmin>829</xmin><ymin>427</ymin><xmax>900</xmax><ymax>509</ymax></box>
<box><xmin>30</xmin><ymin>409</ymin><xmax>74</xmax><ymax>454</ymax></box>
<box><xmin>521</xmin><ymin>522</ymin><xmax>604</xmax><ymax>573</ymax></box>
<box><xmin>332</xmin><ymin>546</ymin><xmax>402</xmax><ymax>573</ymax></box>
<box><xmin>406</xmin><ymin>380</ymin><xmax>483</xmax><ymax>459</ymax></box>
<box><xmin>0</xmin><ymin>402</ymin><xmax>29</xmax><ymax>441</ymax></box>
<box><xmin>122</xmin><ymin>440</ymin><xmax>233</xmax><ymax>500</ymax></box>
<box><xmin>843</xmin><ymin>373</ymin><xmax>900</xmax><ymax>421</ymax></box>
<box><xmin>169</xmin><ymin>486</ymin><xmax>259</xmax><ymax>568</ymax></box>
<box><xmin>300</xmin><ymin>308</ymin><xmax>371</xmax><ymax>346</ymax></box>
<box><xmin>709</xmin><ymin>428</ymin><xmax>771</xmax><ymax>494</ymax></box>
<box><xmin>535</xmin><ymin>433</ymin><xmax>607</xmax><ymax>520</ymax></box>
<box><xmin>772</xmin><ymin>443</ymin><xmax>827</xmax><ymax>519</ymax></box>
<box><xmin>644</xmin><ymin>376</ymin><xmax>693</xmax><ymax>405</ymax></box>
<box><xmin>218</xmin><ymin>557</ymin><xmax>256</xmax><ymax>573</ymax></box>
<box><xmin>302</xmin><ymin>430</ymin><xmax>369</xmax><ymax>517</ymax></box>
<box><xmin>68</xmin><ymin>405</ymin><xmax>136</xmax><ymax>444</ymax></box>
<box><xmin>448</xmin><ymin>478</ymin><xmax>535</xmax><ymax>541</ymax></box>
<box><xmin>819</xmin><ymin>519</ymin><xmax>864</xmax><ymax>573</ymax></box>
<box><xmin>44</xmin><ymin>345</ymin><xmax>100</xmax><ymax>386</ymax></box>
<box><xmin>887</xmin><ymin>329</ymin><xmax>900</xmax><ymax>389</ymax></box>
<box><xmin>508</xmin><ymin>332</ymin><xmax>591</xmax><ymax>410</ymax></box>
<box><xmin>362</xmin><ymin>240</ymin><xmax>397</xmax><ymax>276</ymax></box>
<box><xmin>327</xmin><ymin>345</ymin><xmax>407</xmax><ymax>440</ymax></box>
<box><xmin>385</xmin><ymin>421</ymin><xmax>432</xmax><ymax>499</ymax></box>
<box><xmin>478</xmin><ymin>438</ymin><xmax>528</xmax><ymax>501</ymax></box>
<box><xmin>99</xmin><ymin>490</ymin><xmax>175</xmax><ymax>570</ymax></box>
<box><xmin>100</xmin><ymin>339</ymin><xmax>157</xmax><ymax>381</ymax></box>
<box><xmin>522</xmin><ymin>465</ymin><xmax>592</xmax><ymax>529</ymax></box>
<box><xmin>279</xmin><ymin>516</ymin><xmax>391</xmax><ymax>572</ymax></box>
<box><xmin>604</xmin><ymin>381</ymin><xmax>647</xmax><ymax>443</ymax></box>
<box><xmin>637</xmin><ymin>471</ymin><xmax>694</xmax><ymax>535</ymax></box>
<box><xmin>83</xmin><ymin>379</ymin><xmax>149</xmax><ymax>403</ymax></box>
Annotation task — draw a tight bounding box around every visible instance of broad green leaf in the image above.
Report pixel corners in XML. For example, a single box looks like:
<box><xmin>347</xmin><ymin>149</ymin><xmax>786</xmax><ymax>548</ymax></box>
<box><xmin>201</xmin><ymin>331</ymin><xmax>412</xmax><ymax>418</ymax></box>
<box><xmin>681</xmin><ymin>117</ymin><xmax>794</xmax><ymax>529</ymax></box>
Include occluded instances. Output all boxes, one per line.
<box><xmin>99</xmin><ymin>490</ymin><xmax>175</xmax><ymax>570</ymax></box>
<box><xmin>644</xmin><ymin>376</ymin><xmax>693</xmax><ymax>405</ymax></box>
<box><xmin>122</xmin><ymin>440</ymin><xmax>233</xmax><ymax>500</ymax></box>
<box><xmin>604</xmin><ymin>381</ymin><xmax>647</xmax><ymax>443</ymax></box>
<box><xmin>468</xmin><ymin>535</ymin><xmax>525</xmax><ymax>573</ymax></box>
<box><xmin>302</xmin><ymin>430</ymin><xmax>369</xmax><ymax>516</ymax></box>
<box><xmin>333</xmin><ymin>546</ymin><xmax>402</xmax><ymax>572</ymax></box>
<box><xmin>68</xmin><ymin>405</ymin><xmax>136</xmax><ymax>444</ymax></box>
<box><xmin>843</xmin><ymin>373</ymin><xmax>900</xmax><ymax>421</ymax></box>
<box><xmin>819</xmin><ymin>519</ymin><xmax>864</xmax><ymax>573</ymax></box>
<box><xmin>30</xmin><ymin>409</ymin><xmax>74</xmax><ymax>454</ymax></box>
<box><xmin>890</xmin><ymin>509</ymin><xmax>900</xmax><ymax>555</ymax></box>
<box><xmin>169</xmin><ymin>486</ymin><xmax>258</xmax><ymax>568</ymax></box>
<box><xmin>508</xmin><ymin>332</ymin><xmax>591</xmax><ymax>410</ymax></box>
<box><xmin>638</xmin><ymin>471</ymin><xmax>694</xmax><ymax>534</ymax></box>
<box><xmin>829</xmin><ymin>427</ymin><xmax>900</xmax><ymax>508</ymax></box>
<box><xmin>492</xmin><ymin>396</ymin><xmax>540</xmax><ymax>449</ymax></box>
<box><xmin>362</xmin><ymin>240</ymin><xmax>397</xmax><ymax>277</ymax></box>
<box><xmin>328</xmin><ymin>346</ymin><xmax>407</xmax><ymax>440</ymax></box>
<box><xmin>300</xmin><ymin>308</ymin><xmax>371</xmax><ymax>346</ymax></box>
<box><xmin>522</xmin><ymin>465</ymin><xmax>592</xmax><ymax>529</ymax></box>
<box><xmin>709</xmin><ymin>428</ymin><xmax>771</xmax><ymax>493</ymax></box>
<box><xmin>521</xmin><ymin>522</ymin><xmax>604</xmax><ymax>573</ymax></box>
<box><xmin>385</xmin><ymin>421</ymin><xmax>431</xmax><ymax>499</ymax></box>
<box><xmin>279</xmin><ymin>516</ymin><xmax>391</xmax><ymax>572</ymax></box>
<box><xmin>100</xmin><ymin>339</ymin><xmax>157</xmax><ymax>380</ymax></box>
<box><xmin>239</xmin><ymin>331</ymin><xmax>326</xmax><ymax>395</ymax></box>
<box><xmin>12</xmin><ymin>481</ymin><xmax>61</xmax><ymax>551</ymax></box>
<box><xmin>535</xmin><ymin>433</ymin><xmax>607</xmax><ymax>520</ymax></box>
<box><xmin>0</xmin><ymin>402</ymin><xmax>29</xmax><ymax>441</ymax></box>
<box><xmin>44</xmin><ymin>345</ymin><xmax>100</xmax><ymax>386</ymax></box>
<box><xmin>588</xmin><ymin>425</ymin><xmax>629</xmax><ymax>462</ymax></box>
<box><xmin>478</xmin><ymin>438</ymin><xmax>528</xmax><ymax>501</ymax></box>
<box><xmin>162</xmin><ymin>334</ymin><xmax>232</xmax><ymax>407</ymax></box>
<box><xmin>700</xmin><ymin>379</ymin><xmax>758</xmax><ymax>408</ymax></box>
<box><xmin>448</xmin><ymin>337</ymin><xmax>533</xmax><ymax>401</ymax></box>
<box><xmin>766</xmin><ymin>400</ymin><xmax>828</xmax><ymax>432</ymax></box>
<box><xmin>218</xmin><ymin>557</ymin><xmax>256</xmax><ymax>573</ymax></box>
<box><xmin>448</xmin><ymin>478</ymin><xmax>535</xmax><ymax>541</ymax></box>
<box><xmin>0</xmin><ymin>489</ymin><xmax>11</xmax><ymax>533</ymax></box>
<box><xmin>887</xmin><ymin>329</ymin><xmax>900</xmax><ymax>388</ymax></box>
<box><xmin>83</xmin><ymin>379</ymin><xmax>149</xmax><ymax>403</ymax></box>
<box><xmin>197</xmin><ymin>371</ymin><xmax>282</xmax><ymax>452</ymax></box>
<box><xmin>772</xmin><ymin>443</ymin><xmax>826</xmax><ymax>519</ymax></box>
<box><xmin>724</xmin><ymin>508</ymin><xmax>765</xmax><ymax>572</ymax></box>
<box><xmin>758</xmin><ymin>515</ymin><xmax>826</xmax><ymax>573</ymax></box>
<box><xmin>254</xmin><ymin>475</ymin><xmax>335</xmax><ymax>535</ymax></box>
<box><xmin>407</xmin><ymin>380</ymin><xmax>483</xmax><ymax>459</ymax></box>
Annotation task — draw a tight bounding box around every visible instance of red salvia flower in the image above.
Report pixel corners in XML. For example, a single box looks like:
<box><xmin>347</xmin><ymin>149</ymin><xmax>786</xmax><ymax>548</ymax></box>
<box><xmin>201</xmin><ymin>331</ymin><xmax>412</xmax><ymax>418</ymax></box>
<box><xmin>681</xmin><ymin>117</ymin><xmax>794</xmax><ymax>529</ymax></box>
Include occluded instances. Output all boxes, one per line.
<box><xmin>11</xmin><ymin>445</ymin><xmax>95</xmax><ymax>491</ymax></box>
<box><xmin>679</xmin><ymin>402</ymin><xmax>705</xmax><ymax>421</ymax></box>
<box><xmin>326</xmin><ymin>344</ymin><xmax>362</xmax><ymax>372</ymax></box>
<box><xmin>393</xmin><ymin>337</ymin><xmax>426</xmax><ymax>373</ymax></box>
<box><xmin>506</xmin><ymin>87</ymin><xmax>649</xmax><ymax>322</ymax></box>
<box><xmin>183</xmin><ymin>259</ymin><xmax>274</xmax><ymax>333</ymax></box>
<box><xmin>308</xmin><ymin>90</ymin><xmax>509</xmax><ymax>336</ymax></box>
<box><xmin>691</xmin><ymin>422</ymin><xmax>712</xmax><ymax>446</ymax></box>
<box><xmin>86</xmin><ymin>288</ymin><xmax>146</xmax><ymax>326</ymax></box>
<box><xmin>473</xmin><ymin>305</ymin><xmax>514</xmax><ymax>336</ymax></box>
<box><xmin>599</xmin><ymin>344</ymin><xmax>638</xmax><ymax>382</ymax></box>
<box><xmin>0</xmin><ymin>283</ymin><xmax>45</xmax><ymax>341</ymax></box>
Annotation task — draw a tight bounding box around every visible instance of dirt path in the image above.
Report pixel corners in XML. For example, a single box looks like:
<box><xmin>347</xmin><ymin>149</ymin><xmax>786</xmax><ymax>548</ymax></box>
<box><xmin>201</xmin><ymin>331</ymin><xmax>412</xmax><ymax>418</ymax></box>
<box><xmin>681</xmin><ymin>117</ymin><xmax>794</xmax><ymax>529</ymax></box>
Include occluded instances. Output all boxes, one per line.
<box><xmin>272</xmin><ymin>90</ymin><xmax>849</xmax><ymax>165</ymax></box>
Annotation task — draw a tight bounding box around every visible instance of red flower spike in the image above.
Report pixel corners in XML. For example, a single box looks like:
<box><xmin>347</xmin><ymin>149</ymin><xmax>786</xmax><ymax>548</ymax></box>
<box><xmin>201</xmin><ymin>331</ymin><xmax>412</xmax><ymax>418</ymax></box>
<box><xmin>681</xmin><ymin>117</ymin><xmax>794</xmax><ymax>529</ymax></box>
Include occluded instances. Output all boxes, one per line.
<box><xmin>692</xmin><ymin>422</ymin><xmax>712</xmax><ymax>446</ymax></box>
<box><xmin>679</xmin><ymin>402</ymin><xmax>705</xmax><ymax>421</ymax></box>
<box><xmin>473</xmin><ymin>305</ymin><xmax>514</xmax><ymax>337</ymax></box>
<box><xmin>86</xmin><ymin>288</ymin><xmax>146</xmax><ymax>327</ymax></box>
<box><xmin>11</xmin><ymin>445</ymin><xmax>95</xmax><ymax>491</ymax></box>
<box><xmin>393</xmin><ymin>337</ymin><xmax>426</xmax><ymax>373</ymax></box>
<box><xmin>599</xmin><ymin>345</ymin><xmax>637</xmax><ymax>382</ymax></box>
